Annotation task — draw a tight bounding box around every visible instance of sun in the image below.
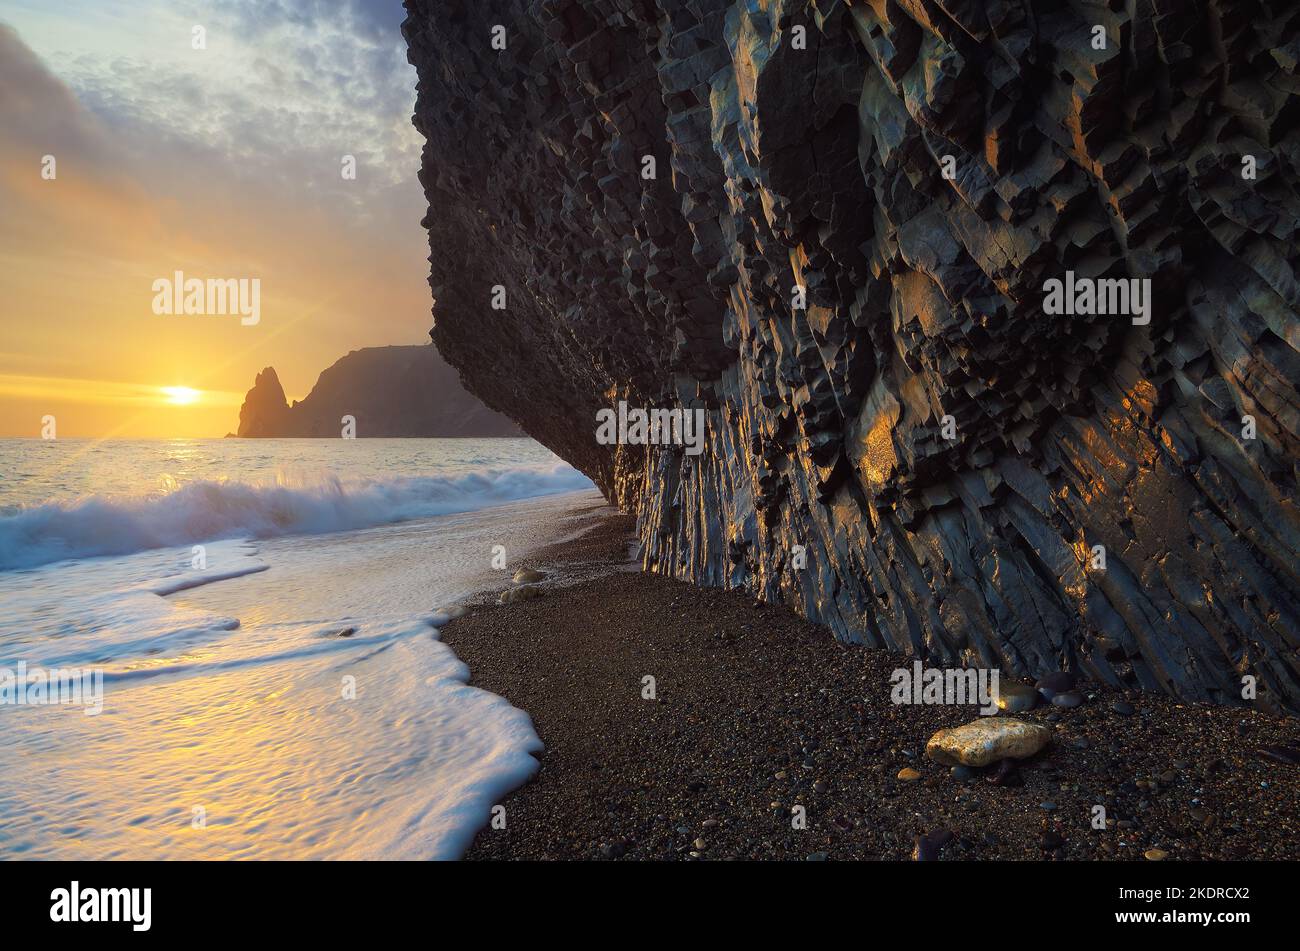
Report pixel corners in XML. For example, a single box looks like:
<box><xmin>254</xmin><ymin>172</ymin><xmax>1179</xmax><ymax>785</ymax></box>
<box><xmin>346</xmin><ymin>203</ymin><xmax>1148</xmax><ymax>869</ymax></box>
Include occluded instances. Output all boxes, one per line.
<box><xmin>160</xmin><ymin>386</ymin><xmax>201</xmax><ymax>406</ymax></box>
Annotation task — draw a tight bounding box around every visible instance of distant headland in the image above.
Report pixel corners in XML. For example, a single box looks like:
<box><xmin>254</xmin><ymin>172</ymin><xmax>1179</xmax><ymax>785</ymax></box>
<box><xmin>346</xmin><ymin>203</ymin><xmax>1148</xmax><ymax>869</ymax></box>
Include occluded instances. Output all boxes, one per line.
<box><xmin>230</xmin><ymin>345</ymin><xmax>523</xmax><ymax>438</ymax></box>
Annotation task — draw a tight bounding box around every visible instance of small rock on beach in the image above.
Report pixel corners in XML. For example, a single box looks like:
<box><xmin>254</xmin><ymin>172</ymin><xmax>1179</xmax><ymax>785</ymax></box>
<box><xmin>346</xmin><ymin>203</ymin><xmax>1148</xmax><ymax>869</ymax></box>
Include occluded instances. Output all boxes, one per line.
<box><xmin>926</xmin><ymin>718</ymin><xmax>1052</xmax><ymax>768</ymax></box>
<box><xmin>498</xmin><ymin>584</ymin><xmax>545</xmax><ymax>605</ymax></box>
<box><xmin>995</xmin><ymin>682</ymin><xmax>1038</xmax><ymax>713</ymax></box>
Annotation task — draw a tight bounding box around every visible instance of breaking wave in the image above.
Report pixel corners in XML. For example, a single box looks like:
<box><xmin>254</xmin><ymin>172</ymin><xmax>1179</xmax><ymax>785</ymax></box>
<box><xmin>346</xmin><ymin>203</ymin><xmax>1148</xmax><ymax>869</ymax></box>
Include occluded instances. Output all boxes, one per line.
<box><xmin>0</xmin><ymin>464</ymin><xmax>594</xmax><ymax>571</ymax></box>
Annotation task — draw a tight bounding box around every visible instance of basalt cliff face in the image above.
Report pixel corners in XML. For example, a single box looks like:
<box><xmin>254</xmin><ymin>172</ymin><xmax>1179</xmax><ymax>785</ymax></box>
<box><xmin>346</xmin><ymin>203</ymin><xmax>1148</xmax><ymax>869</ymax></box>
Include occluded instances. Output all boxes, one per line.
<box><xmin>403</xmin><ymin>1</ymin><xmax>1300</xmax><ymax>711</ymax></box>
<box><xmin>234</xmin><ymin>345</ymin><xmax>523</xmax><ymax>437</ymax></box>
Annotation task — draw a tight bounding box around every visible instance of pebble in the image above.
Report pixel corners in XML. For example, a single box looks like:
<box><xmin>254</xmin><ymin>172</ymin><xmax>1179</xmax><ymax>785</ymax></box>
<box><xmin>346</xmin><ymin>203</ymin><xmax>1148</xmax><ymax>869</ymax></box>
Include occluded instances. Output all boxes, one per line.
<box><xmin>1144</xmin><ymin>848</ymin><xmax>1168</xmax><ymax>861</ymax></box>
<box><xmin>925</xmin><ymin>718</ymin><xmax>1052</xmax><ymax>767</ymax></box>
<box><xmin>511</xmin><ymin>568</ymin><xmax>547</xmax><ymax>584</ymax></box>
<box><xmin>986</xmin><ymin>758</ymin><xmax>1024</xmax><ymax>787</ymax></box>
<box><xmin>1111</xmin><ymin>700</ymin><xmax>1136</xmax><ymax>716</ymax></box>
<box><xmin>996</xmin><ymin>682</ymin><xmax>1038</xmax><ymax>713</ymax></box>
<box><xmin>498</xmin><ymin>584</ymin><xmax>544</xmax><ymax>605</ymax></box>
<box><xmin>693</xmin><ymin>838</ymin><xmax>708</xmax><ymax>851</ymax></box>
<box><xmin>1040</xmin><ymin>801</ymin><xmax>1057</xmax><ymax>811</ymax></box>
<box><xmin>1036</xmin><ymin>671</ymin><xmax>1077</xmax><ymax>700</ymax></box>
<box><xmin>1052</xmin><ymin>691</ymin><xmax>1084</xmax><ymax>709</ymax></box>
<box><xmin>912</xmin><ymin>829</ymin><xmax>954</xmax><ymax>861</ymax></box>
<box><xmin>897</xmin><ymin>767</ymin><xmax>922</xmax><ymax>781</ymax></box>
<box><xmin>950</xmin><ymin>765</ymin><xmax>977</xmax><ymax>782</ymax></box>
<box><xmin>1258</xmin><ymin>744</ymin><xmax>1300</xmax><ymax>766</ymax></box>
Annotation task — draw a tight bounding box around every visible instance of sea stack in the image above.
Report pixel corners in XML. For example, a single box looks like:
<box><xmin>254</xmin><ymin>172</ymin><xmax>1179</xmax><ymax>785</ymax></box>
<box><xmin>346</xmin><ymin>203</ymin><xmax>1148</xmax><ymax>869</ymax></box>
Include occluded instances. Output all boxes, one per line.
<box><xmin>234</xmin><ymin>345</ymin><xmax>523</xmax><ymax>437</ymax></box>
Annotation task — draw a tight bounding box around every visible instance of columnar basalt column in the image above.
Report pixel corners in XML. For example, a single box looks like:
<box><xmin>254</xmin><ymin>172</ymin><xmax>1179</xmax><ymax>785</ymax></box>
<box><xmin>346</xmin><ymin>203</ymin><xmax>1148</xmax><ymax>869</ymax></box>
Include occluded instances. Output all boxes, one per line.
<box><xmin>404</xmin><ymin>0</ymin><xmax>1300</xmax><ymax>712</ymax></box>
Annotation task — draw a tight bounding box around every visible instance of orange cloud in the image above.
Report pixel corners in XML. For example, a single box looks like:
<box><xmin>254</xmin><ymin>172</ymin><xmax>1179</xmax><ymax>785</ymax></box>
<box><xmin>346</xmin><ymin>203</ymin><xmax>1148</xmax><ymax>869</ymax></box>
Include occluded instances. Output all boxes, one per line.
<box><xmin>0</xmin><ymin>20</ymin><xmax>435</xmax><ymax>438</ymax></box>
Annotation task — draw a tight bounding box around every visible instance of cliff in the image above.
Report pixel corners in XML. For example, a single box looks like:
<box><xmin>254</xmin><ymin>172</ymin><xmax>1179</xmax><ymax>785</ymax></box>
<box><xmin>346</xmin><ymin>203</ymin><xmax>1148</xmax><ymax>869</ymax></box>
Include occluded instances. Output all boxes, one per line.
<box><xmin>402</xmin><ymin>1</ymin><xmax>1300</xmax><ymax>711</ymax></box>
<box><xmin>234</xmin><ymin>345</ymin><xmax>523</xmax><ymax>437</ymax></box>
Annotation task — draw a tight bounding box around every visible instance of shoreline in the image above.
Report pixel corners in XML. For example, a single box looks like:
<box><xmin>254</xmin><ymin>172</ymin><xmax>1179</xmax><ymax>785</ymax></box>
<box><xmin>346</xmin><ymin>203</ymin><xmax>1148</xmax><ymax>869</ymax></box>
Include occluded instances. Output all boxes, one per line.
<box><xmin>0</xmin><ymin>485</ymin><xmax>604</xmax><ymax>860</ymax></box>
<box><xmin>445</xmin><ymin>502</ymin><xmax>1299</xmax><ymax>861</ymax></box>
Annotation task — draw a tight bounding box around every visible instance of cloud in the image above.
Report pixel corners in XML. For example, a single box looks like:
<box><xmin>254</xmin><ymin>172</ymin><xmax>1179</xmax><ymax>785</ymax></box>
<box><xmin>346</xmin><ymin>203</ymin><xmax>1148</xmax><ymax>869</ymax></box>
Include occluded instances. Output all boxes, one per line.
<box><xmin>0</xmin><ymin>23</ymin><xmax>166</xmax><ymax>257</ymax></box>
<box><xmin>0</xmin><ymin>8</ymin><xmax>437</xmax><ymax>436</ymax></box>
<box><xmin>5</xmin><ymin>1</ymin><xmax>422</xmax><ymax>218</ymax></box>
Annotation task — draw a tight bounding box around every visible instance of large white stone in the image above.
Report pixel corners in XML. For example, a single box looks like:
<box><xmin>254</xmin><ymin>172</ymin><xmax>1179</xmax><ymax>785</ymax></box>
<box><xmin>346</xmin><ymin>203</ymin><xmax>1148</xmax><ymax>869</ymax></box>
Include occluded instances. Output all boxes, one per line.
<box><xmin>925</xmin><ymin>718</ymin><xmax>1051</xmax><ymax>767</ymax></box>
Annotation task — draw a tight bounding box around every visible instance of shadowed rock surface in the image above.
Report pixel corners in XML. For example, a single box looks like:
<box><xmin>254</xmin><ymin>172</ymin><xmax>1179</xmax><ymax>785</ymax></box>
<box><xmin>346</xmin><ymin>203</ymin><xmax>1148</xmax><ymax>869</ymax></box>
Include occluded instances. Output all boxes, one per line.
<box><xmin>402</xmin><ymin>1</ymin><xmax>1300</xmax><ymax>710</ymax></box>
<box><xmin>234</xmin><ymin>345</ymin><xmax>523</xmax><ymax>437</ymax></box>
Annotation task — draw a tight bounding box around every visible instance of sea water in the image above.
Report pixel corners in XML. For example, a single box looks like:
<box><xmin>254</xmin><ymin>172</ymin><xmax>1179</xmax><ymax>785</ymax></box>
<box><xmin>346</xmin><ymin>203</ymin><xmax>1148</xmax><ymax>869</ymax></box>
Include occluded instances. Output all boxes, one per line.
<box><xmin>0</xmin><ymin>437</ymin><xmax>599</xmax><ymax>859</ymax></box>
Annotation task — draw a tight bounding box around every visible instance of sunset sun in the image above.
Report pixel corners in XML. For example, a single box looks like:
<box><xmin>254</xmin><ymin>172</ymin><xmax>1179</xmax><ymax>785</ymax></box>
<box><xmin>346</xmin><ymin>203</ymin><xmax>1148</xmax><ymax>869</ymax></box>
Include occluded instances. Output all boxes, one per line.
<box><xmin>160</xmin><ymin>386</ymin><xmax>200</xmax><ymax>406</ymax></box>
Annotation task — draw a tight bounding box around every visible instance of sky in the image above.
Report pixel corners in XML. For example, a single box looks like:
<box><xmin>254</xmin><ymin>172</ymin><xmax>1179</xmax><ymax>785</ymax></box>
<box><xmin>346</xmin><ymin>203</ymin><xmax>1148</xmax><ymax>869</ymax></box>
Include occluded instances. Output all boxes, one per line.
<box><xmin>0</xmin><ymin>0</ymin><xmax>433</xmax><ymax>437</ymax></box>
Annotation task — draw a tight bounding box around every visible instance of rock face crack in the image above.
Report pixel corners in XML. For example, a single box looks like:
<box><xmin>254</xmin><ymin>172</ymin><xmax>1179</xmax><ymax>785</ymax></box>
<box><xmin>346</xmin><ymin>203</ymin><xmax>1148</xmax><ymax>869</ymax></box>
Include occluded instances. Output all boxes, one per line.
<box><xmin>404</xmin><ymin>0</ymin><xmax>1300</xmax><ymax>712</ymax></box>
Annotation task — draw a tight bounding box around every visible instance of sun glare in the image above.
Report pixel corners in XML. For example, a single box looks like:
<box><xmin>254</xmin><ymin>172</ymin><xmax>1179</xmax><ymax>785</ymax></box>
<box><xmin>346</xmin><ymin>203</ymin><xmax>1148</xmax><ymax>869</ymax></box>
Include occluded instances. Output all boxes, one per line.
<box><xmin>161</xmin><ymin>386</ymin><xmax>201</xmax><ymax>406</ymax></box>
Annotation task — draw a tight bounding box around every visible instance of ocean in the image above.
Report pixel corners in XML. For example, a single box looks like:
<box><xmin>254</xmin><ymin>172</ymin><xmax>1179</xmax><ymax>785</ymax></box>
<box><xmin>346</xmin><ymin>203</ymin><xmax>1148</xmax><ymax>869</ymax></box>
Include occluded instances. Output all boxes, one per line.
<box><xmin>0</xmin><ymin>437</ymin><xmax>600</xmax><ymax>859</ymax></box>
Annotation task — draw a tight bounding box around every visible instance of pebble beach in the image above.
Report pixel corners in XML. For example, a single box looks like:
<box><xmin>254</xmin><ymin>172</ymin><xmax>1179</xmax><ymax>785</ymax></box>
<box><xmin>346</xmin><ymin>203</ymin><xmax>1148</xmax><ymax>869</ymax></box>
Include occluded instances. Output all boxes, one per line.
<box><xmin>444</xmin><ymin>502</ymin><xmax>1300</xmax><ymax>861</ymax></box>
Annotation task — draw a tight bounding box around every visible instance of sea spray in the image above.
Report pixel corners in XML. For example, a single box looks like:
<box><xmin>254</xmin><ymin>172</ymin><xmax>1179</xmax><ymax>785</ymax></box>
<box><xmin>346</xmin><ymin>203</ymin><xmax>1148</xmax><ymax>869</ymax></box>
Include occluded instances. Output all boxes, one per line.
<box><xmin>0</xmin><ymin>464</ymin><xmax>593</xmax><ymax>571</ymax></box>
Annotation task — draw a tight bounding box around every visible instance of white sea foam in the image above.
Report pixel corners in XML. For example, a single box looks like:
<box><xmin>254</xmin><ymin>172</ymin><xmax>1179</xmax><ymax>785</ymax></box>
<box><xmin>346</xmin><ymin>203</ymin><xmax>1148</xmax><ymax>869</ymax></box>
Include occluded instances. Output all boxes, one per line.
<box><xmin>0</xmin><ymin>463</ymin><xmax>593</xmax><ymax>571</ymax></box>
<box><xmin>0</xmin><ymin>492</ymin><xmax>601</xmax><ymax>859</ymax></box>
<box><xmin>0</xmin><ymin>438</ymin><xmax>603</xmax><ymax>859</ymax></box>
